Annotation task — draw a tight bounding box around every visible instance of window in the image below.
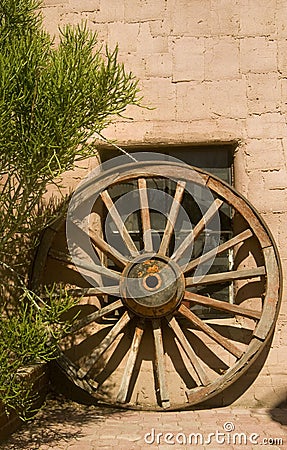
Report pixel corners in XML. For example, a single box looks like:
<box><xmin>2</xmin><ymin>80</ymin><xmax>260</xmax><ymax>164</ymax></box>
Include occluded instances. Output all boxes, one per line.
<box><xmin>101</xmin><ymin>144</ymin><xmax>235</xmax><ymax>318</ymax></box>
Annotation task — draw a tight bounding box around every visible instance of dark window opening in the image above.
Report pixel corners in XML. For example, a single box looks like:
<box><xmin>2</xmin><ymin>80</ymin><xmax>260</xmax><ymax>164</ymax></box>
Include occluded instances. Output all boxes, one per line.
<box><xmin>101</xmin><ymin>144</ymin><xmax>235</xmax><ymax>319</ymax></box>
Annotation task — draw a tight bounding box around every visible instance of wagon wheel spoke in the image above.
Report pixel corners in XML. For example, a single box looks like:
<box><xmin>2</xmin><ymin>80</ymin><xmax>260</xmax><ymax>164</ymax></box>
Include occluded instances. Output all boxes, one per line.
<box><xmin>68</xmin><ymin>299</ymin><xmax>124</xmax><ymax>334</ymax></box>
<box><xmin>138</xmin><ymin>177</ymin><xmax>153</xmax><ymax>253</ymax></box>
<box><xmin>185</xmin><ymin>266</ymin><xmax>266</xmax><ymax>287</ymax></box>
<box><xmin>152</xmin><ymin>319</ymin><xmax>170</xmax><ymax>408</ymax></box>
<box><xmin>158</xmin><ymin>181</ymin><xmax>186</xmax><ymax>256</ymax></box>
<box><xmin>67</xmin><ymin>286</ymin><xmax>120</xmax><ymax>297</ymax></box>
<box><xmin>89</xmin><ymin>227</ymin><xmax>129</xmax><ymax>269</ymax></box>
<box><xmin>31</xmin><ymin>160</ymin><xmax>281</xmax><ymax>411</ymax></box>
<box><xmin>101</xmin><ymin>190</ymin><xmax>139</xmax><ymax>257</ymax></box>
<box><xmin>55</xmin><ymin>352</ymin><xmax>95</xmax><ymax>395</ymax></box>
<box><xmin>48</xmin><ymin>248</ymin><xmax>121</xmax><ymax>281</ymax></box>
<box><xmin>77</xmin><ymin>310</ymin><xmax>132</xmax><ymax>379</ymax></box>
<box><xmin>117</xmin><ymin>320</ymin><xmax>145</xmax><ymax>404</ymax></box>
<box><xmin>172</xmin><ymin>198</ymin><xmax>223</xmax><ymax>263</ymax></box>
<box><xmin>184</xmin><ymin>291</ymin><xmax>261</xmax><ymax>320</ymax></box>
<box><xmin>178</xmin><ymin>304</ymin><xmax>243</xmax><ymax>359</ymax></box>
<box><xmin>184</xmin><ymin>229</ymin><xmax>253</xmax><ymax>273</ymax></box>
<box><xmin>167</xmin><ymin>316</ymin><xmax>210</xmax><ymax>385</ymax></box>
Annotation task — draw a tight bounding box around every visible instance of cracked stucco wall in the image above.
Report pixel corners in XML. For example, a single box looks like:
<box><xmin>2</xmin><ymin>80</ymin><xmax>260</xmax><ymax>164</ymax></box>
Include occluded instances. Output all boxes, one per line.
<box><xmin>41</xmin><ymin>0</ymin><xmax>287</xmax><ymax>408</ymax></box>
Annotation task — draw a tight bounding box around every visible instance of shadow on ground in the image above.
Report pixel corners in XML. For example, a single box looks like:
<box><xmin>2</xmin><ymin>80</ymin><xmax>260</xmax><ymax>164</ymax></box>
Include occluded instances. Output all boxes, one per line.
<box><xmin>3</xmin><ymin>392</ymin><xmax>122</xmax><ymax>449</ymax></box>
<box><xmin>268</xmin><ymin>398</ymin><xmax>287</xmax><ymax>426</ymax></box>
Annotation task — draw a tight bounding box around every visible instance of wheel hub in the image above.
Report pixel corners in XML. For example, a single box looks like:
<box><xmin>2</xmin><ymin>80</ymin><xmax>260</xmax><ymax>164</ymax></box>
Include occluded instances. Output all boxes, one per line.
<box><xmin>120</xmin><ymin>254</ymin><xmax>185</xmax><ymax>318</ymax></box>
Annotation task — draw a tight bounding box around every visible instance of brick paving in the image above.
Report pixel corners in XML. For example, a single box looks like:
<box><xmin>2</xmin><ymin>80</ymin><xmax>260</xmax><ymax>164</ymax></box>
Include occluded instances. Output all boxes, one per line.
<box><xmin>1</xmin><ymin>395</ymin><xmax>287</xmax><ymax>449</ymax></box>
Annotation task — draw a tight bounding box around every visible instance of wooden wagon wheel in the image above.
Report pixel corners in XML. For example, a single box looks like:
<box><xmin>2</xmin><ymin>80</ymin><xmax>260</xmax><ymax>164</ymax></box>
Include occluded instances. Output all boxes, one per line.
<box><xmin>31</xmin><ymin>160</ymin><xmax>282</xmax><ymax>410</ymax></box>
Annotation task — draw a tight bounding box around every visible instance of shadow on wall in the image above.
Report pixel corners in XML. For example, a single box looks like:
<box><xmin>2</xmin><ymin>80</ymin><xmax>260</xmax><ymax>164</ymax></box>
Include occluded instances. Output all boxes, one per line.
<box><xmin>48</xmin><ymin>332</ymin><xmax>275</xmax><ymax>411</ymax></box>
<box><xmin>190</xmin><ymin>334</ymin><xmax>274</xmax><ymax>410</ymax></box>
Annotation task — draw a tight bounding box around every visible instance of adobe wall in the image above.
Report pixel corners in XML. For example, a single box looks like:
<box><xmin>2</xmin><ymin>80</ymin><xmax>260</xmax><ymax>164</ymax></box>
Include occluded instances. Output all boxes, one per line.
<box><xmin>41</xmin><ymin>0</ymin><xmax>287</xmax><ymax>408</ymax></box>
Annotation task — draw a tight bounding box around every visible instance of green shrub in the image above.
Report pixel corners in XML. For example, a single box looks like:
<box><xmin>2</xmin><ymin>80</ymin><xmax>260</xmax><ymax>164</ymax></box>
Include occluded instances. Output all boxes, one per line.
<box><xmin>0</xmin><ymin>286</ymin><xmax>78</xmax><ymax>418</ymax></box>
<box><xmin>0</xmin><ymin>0</ymin><xmax>140</xmax><ymax>418</ymax></box>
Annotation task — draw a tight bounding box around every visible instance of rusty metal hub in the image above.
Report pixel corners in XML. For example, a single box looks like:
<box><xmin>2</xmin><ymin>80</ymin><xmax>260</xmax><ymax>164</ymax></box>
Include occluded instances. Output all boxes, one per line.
<box><xmin>30</xmin><ymin>159</ymin><xmax>282</xmax><ymax>410</ymax></box>
<box><xmin>120</xmin><ymin>254</ymin><xmax>185</xmax><ymax>318</ymax></box>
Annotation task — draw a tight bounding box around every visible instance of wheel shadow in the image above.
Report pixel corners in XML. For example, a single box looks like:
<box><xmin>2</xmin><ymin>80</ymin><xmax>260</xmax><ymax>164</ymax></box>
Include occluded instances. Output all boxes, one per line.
<box><xmin>185</xmin><ymin>331</ymin><xmax>275</xmax><ymax>410</ymax></box>
<box><xmin>268</xmin><ymin>399</ymin><xmax>287</xmax><ymax>426</ymax></box>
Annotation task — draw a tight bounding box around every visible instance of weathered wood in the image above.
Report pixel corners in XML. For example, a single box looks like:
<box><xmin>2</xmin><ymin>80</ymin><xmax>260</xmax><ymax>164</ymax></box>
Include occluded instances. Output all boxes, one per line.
<box><xmin>254</xmin><ymin>246</ymin><xmax>281</xmax><ymax>340</ymax></box>
<box><xmin>185</xmin><ymin>266</ymin><xmax>266</xmax><ymax>287</ymax></box>
<box><xmin>55</xmin><ymin>352</ymin><xmax>95</xmax><ymax>394</ymax></box>
<box><xmin>183</xmin><ymin>229</ymin><xmax>253</xmax><ymax>273</ymax></box>
<box><xmin>185</xmin><ymin>337</ymin><xmax>262</xmax><ymax>405</ymax></box>
<box><xmin>71</xmin><ymin>172</ymin><xmax>120</xmax><ymax>210</ymax></box>
<box><xmin>31</xmin><ymin>160</ymin><xmax>282</xmax><ymax>410</ymax></box>
<box><xmin>112</xmin><ymin>163</ymin><xmax>209</xmax><ymax>187</ymax></box>
<box><xmin>101</xmin><ymin>190</ymin><xmax>139</xmax><ymax>257</ymax></box>
<box><xmin>30</xmin><ymin>226</ymin><xmax>58</xmax><ymax>289</ymax></box>
<box><xmin>167</xmin><ymin>316</ymin><xmax>210</xmax><ymax>386</ymax></box>
<box><xmin>68</xmin><ymin>299</ymin><xmax>124</xmax><ymax>334</ymax></box>
<box><xmin>67</xmin><ymin>286</ymin><xmax>120</xmax><ymax>297</ymax></box>
<box><xmin>184</xmin><ymin>291</ymin><xmax>261</xmax><ymax>320</ymax></box>
<box><xmin>178</xmin><ymin>304</ymin><xmax>243</xmax><ymax>359</ymax></box>
<box><xmin>158</xmin><ymin>181</ymin><xmax>186</xmax><ymax>256</ymax></box>
<box><xmin>48</xmin><ymin>248</ymin><xmax>121</xmax><ymax>280</ymax></box>
<box><xmin>138</xmin><ymin>177</ymin><xmax>153</xmax><ymax>252</ymax></box>
<box><xmin>152</xmin><ymin>319</ymin><xmax>170</xmax><ymax>408</ymax></box>
<box><xmin>77</xmin><ymin>310</ymin><xmax>132</xmax><ymax>379</ymax></box>
<box><xmin>89</xmin><ymin>227</ymin><xmax>129</xmax><ymax>268</ymax></box>
<box><xmin>117</xmin><ymin>321</ymin><xmax>145</xmax><ymax>403</ymax></box>
<box><xmin>172</xmin><ymin>198</ymin><xmax>223</xmax><ymax>262</ymax></box>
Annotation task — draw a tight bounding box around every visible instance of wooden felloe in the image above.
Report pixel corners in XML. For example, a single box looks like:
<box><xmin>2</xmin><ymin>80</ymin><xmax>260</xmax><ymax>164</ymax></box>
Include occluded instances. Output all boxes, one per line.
<box><xmin>30</xmin><ymin>161</ymin><xmax>282</xmax><ymax>410</ymax></box>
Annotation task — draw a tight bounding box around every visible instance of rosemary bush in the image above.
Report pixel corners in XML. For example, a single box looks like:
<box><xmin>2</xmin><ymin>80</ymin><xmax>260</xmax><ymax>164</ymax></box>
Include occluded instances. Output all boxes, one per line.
<box><xmin>0</xmin><ymin>288</ymin><xmax>78</xmax><ymax>418</ymax></box>
<box><xmin>0</xmin><ymin>0</ymin><xmax>140</xmax><ymax>418</ymax></box>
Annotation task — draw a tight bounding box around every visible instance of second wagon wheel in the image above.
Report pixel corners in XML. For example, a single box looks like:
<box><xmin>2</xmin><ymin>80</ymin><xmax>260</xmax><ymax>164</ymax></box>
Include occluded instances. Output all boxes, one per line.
<box><xmin>31</xmin><ymin>158</ymin><xmax>282</xmax><ymax>410</ymax></box>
